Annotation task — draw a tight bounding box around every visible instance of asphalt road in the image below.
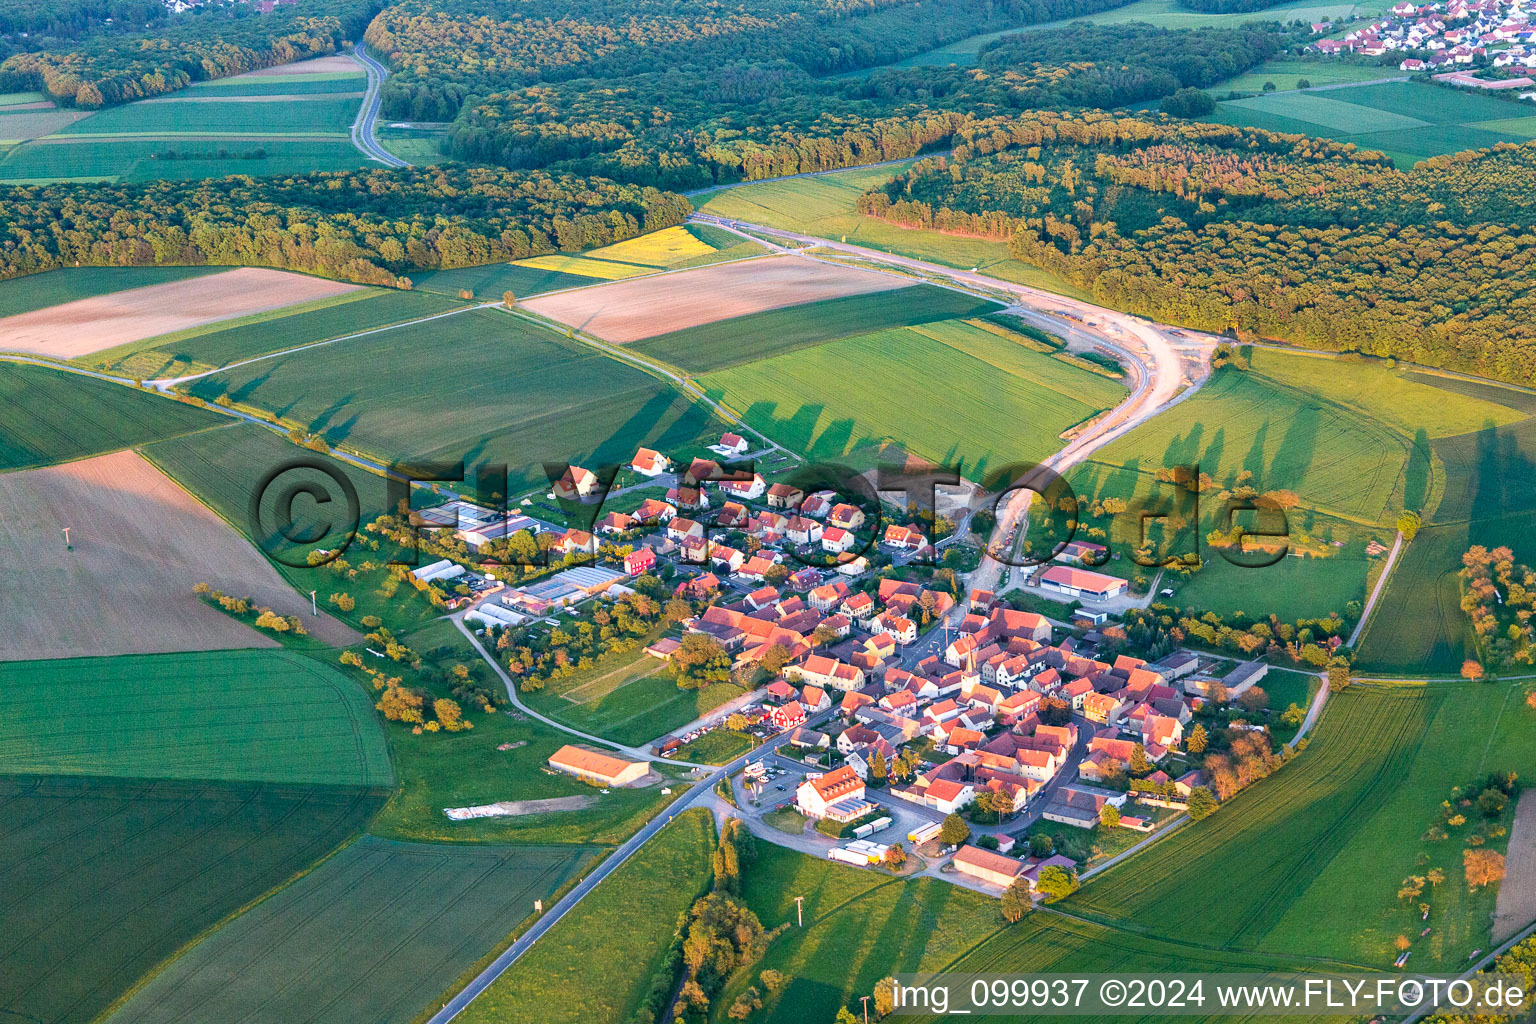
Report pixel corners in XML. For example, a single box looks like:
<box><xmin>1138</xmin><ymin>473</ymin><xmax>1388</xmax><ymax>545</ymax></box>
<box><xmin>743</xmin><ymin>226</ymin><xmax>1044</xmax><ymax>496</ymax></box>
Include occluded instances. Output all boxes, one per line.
<box><xmin>349</xmin><ymin>42</ymin><xmax>409</xmax><ymax>168</ymax></box>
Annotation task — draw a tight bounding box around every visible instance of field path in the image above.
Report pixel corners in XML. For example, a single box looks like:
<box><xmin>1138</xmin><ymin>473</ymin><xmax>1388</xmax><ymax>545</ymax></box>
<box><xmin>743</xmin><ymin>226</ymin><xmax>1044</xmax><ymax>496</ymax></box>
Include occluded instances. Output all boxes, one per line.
<box><xmin>1347</xmin><ymin>529</ymin><xmax>1403</xmax><ymax>647</ymax></box>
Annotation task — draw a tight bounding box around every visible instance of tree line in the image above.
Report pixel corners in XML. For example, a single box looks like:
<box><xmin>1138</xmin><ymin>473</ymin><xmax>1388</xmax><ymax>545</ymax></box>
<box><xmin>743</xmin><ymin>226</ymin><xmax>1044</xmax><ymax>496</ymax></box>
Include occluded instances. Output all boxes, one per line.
<box><xmin>0</xmin><ymin>166</ymin><xmax>690</xmax><ymax>285</ymax></box>
<box><xmin>0</xmin><ymin>0</ymin><xmax>378</xmax><ymax>108</ymax></box>
<box><xmin>855</xmin><ymin>110</ymin><xmax>1536</xmax><ymax>386</ymax></box>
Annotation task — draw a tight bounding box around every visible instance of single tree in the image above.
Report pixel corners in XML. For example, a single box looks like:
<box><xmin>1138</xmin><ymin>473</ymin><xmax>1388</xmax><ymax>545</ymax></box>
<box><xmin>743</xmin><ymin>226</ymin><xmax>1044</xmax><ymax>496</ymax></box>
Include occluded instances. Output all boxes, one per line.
<box><xmin>1461</xmin><ymin>659</ymin><xmax>1486</xmax><ymax>682</ymax></box>
<box><xmin>1028</xmin><ymin>832</ymin><xmax>1055</xmax><ymax>858</ymax></box>
<box><xmin>1034</xmin><ymin>864</ymin><xmax>1079</xmax><ymax>903</ymax></box>
<box><xmin>1186</xmin><ymin>722</ymin><xmax>1208</xmax><ymax>754</ymax></box>
<box><xmin>1398</xmin><ymin>509</ymin><xmax>1421</xmax><ymax>540</ymax></box>
<box><xmin>1100</xmin><ymin>803</ymin><xmax>1122</xmax><ymax>828</ymax></box>
<box><xmin>1001</xmin><ymin>878</ymin><xmax>1033</xmax><ymax>923</ymax></box>
<box><xmin>940</xmin><ymin>813</ymin><xmax>971</xmax><ymax>847</ymax></box>
<box><xmin>1187</xmin><ymin>786</ymin><xmax>1218</xmax><ymax>820</ymax></box>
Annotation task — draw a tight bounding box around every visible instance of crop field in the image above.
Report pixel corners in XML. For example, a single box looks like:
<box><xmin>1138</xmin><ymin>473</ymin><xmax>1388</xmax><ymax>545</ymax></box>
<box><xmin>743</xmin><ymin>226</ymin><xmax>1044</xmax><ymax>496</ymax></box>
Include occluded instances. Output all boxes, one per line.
<box><xmin>1070</xmin><ymin>686</ymin><xmax>1445</xmax><ymax>962</ymax></box>
<box><xmin>412</xmin><ymin>261</ymin><xmax>596</xmax><ymax>300</ymax></box>
<box><xmin>1357</xmin><ymin>415</ymin><xmax>1536</xmax><ymax>673</ymax></box>
<box><xmin>1215</xmin><ymin>59</ymin><xmax>1407</xmax><ymax>94</ymax></box>
<box><xmin>1259</xmin><ymin>681</ymin><xmax>1536</xmax><ymax>966</ymax></box>
<box><xmin>456</xmin><ymin>809</ymin><xmax>715</xmax><ymax>1024</ymax></box>
<box><xmin>522</xmin><ymin>254</ymin><xmax>909</xmax><ymax>343</ymax></box>
<box><xmin>0</xmin><ymin>265</ymin><xmax>220</xmax><ymax>318</ymax></box>
<box><xmin>183</xmin><ymin>74</ymin><xmax>368</xmax><ymax>98</ymax></box>
<box><xmin>107</xmin><ymin>837</ymin><xmax>593</xmax><ymax>1024</ymax></box>
<box><xmin>140</xmin><ymin>423</ymin><xmax>444</xmax><ymax>631</ymax></box>
<box><xmin>526</xmin><ymin>647</ymin><xmax>747</xmax><ymax>745</ymax></box>
<box><xmin>1399</xmin><ymin>370</ymin><xmax>1536</xmax><ymax>415</ymax></box>
<box><xmin>1077</xmin><ymin>365</ymin><xmax>1410</xmax><ymax>525</ymax></box>
<box><xmin>91</xmin><ymin>288</ymin><xmax>468</xmax><ymax>378</ymax></box>
<box><xmin>184</xmin><ymin>308</ymin><xmax>726</xmax><ymax>496</ymax></box>
<box><xmin>0</xmin><ymin>267</ymin><xmax>360</xmax><ymax>359</ymax></box>
<box><xmin>1245</xmin><ymin>350</ymin><xmax>1529</xmax><ymax>438</ymax></box>
<box><xmin>0</xmin><ymin>448</ymin><xmax>359</xmax><ymax>661</ymax></box>
<box><xmin>0</xmin><ymin>650</ymin><xmax>391</xmax><ymax>785</ymax></box>
<box><xmin>0</xmin><ymin>137</ymin><xmax>367</xmax><ymax>183</ymax></box>
<box><xmin>515</xmin><ymin>253</ymin><xmax>655</xmax><ymax>279</ymax></box>
<box><xmin>700</xmin><ymin>316</ymin><xmax>1125</xmax><ymax>481</ymax></box>
<box><xmin>1209</xmin><ymin>80</ymin><xmax>1528</xmax><ymax>165</ymax></box>
<box><xmin>630</xmin><ymin>284</ymin><xmax>1001</xmax><ymax>373</ymax></box>
<box><xmin>0</xmin><ymin>362</ymin><xmax>223</xmax><ymax>471</ymax></box>
<box><xmin>0</xmin><ymin>774</ymin><xmax>385</xmax><ymax>1024</ymax></box>
<box><xmin>58</xmin><ymin>94</ymin><xmax>362</xmax><ymax>138</ymax></box>
<box><xmin>698</xmin><ymin>169</ymin><xmax>1092</xmax><ymax>298</ymax></box>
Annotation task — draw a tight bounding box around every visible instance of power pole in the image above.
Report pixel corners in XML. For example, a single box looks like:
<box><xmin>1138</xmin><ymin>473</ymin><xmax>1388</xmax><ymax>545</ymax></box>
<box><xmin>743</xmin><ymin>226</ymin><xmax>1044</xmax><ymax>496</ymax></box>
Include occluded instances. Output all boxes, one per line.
<box><xmin>795</xmin><ymin>895</ymin><xmax>804</xmax><ymax>927</ymax></box>
<box><xmin>310</xmin><ymin>590</ymin><xmax>318</xmax><ymax>616</ymax></box>
<box><xmin>861</xmin><ymin>995</ymin><xmax>871</xmax><ymax>1024</ymax></box>
<box><xmin>62</xmin><ymin>527</ymin><xmax>71</xmax><ymax>550</ymax></box>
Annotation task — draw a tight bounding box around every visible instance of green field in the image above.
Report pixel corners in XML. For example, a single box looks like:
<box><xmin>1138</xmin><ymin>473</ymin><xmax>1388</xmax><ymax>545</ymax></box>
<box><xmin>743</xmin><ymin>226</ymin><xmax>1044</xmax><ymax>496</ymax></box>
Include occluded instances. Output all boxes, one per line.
<box><xmin>1215</xmin><ymin>59</ymin><xmax>1406</xmax><ymax>94</ymax></box>
<box><xmin>107</xmin><ymin>837</ymin><xmax>592</xmax><ymax>1024</ymax></box>
<box><xmin>631</xmin><ymin>284</ymin><xmax>1000</xmax><ymax>374</ymax></box>
<box><xmin>0</xmin><ymin>650</ymin><xmax>392</xmax><ymax>786</ymax></box>
<box><xmin>0</xmin><ymin>265</ymin><xmax>220</xmax><ymax>317</ymax></box>
<box><xmin>525</xmin><ymin>645</ymin><xmax>747</xmax><ymax>746</ymax></box>
<box><xmin>60</xmin><ymin>95</ymin><xmax>361</xmax><ymax>138</ymax></box>
<box><xmin>185</xmin><ymin>308</ymin><xmax>726</xmax><ymax>496</ymax></box>
<box><xmin>1357</xmin><ymin>414</ymin><xmax>1536</xmax><ymax>673</ymax></box>
<box><xmin>412</xmin><ymin>261</ymin><xmax>595</xmax><ymax>300</ymax></box>
<box><xmin>1080</xmin><ymin>364</ymin><xmax>1410</xmax><ymax>524</ymax></box>
<box><xmin>697</xmin><ymin>167</ymin><xmax>1091</xmax><ymax>299</ymax></box>
<box><xmin>0</xmin><ymin>362</ymin><xmax>225</xmax><ymax>471</ymax></box>
<box><xmin>1069</xmin><ymin>682</ymin><xmax>1536</xmax><ymax>967</ymax></box>
<box><xmin>455</xmin><ymin>808</ymin><xmax>716</xmax><ymax>1024</ymax></box>
<box><xmin>367</xmin><ymin>692</ymin><xmax>687</xmax><ymax>846</ymax></box>
<box><xmin>0</xmin><ymin>774</ymin><xmax>385</xmax><ymax>1024</ymax></box>
<box><xmin>182</xmin><ymin>75</ymin><xmax>367</xmax><ymax>98</ymax></box>
<box><xmin>701</xmin><ymin>316</ymin><xmax>1124</xmax><ymax>480</ymax></box>
<box><xmin>1208</xmin><ymin>80</ymin><xmax>1530</xmax><ymax>165</ymax></box>
<box><xmin>140</xmin><ymin>423</ymin><xmax>444</xmax><ymax>631</ymax></box>
<box><xmin>673</xmin><ymin>728</ymin><xmax>757</xmax><ymax>764</ymax></box>
<box><xmin>90</xmin><ymin>288</ymin><xmax>469</xmax><ymax>377</ymax></box>
<box><xmin>0</xmin><ymin>136</ymin><xmax>368</xmax><ymax>183</ymax></box>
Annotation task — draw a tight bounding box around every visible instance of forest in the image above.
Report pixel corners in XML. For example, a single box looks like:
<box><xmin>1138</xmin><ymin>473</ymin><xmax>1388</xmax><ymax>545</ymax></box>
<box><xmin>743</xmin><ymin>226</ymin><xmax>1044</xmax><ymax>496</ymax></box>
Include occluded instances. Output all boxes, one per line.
<box><xmin>443</xmin><ymin>23</ymin><xmax>1297</xmax><ymax>189</ymax></box>
<box><xmin>0</xmin><ymin>0</ymin><xmax>378</xmax><ymax>107</ymax></box>
<box><xmin>856</xmin><ymin>110</ymin><xmax>1536</xmax><ymax>384</ymax></box>
<box><xmin>367</xmin><ymin>0</ymin><xmax>1138</xmax><ymax>122</ymax></box>
<box><xmin>0</xmin><ymin>166</ymin><xmax>689</xmax><ymax>285</ymax></box>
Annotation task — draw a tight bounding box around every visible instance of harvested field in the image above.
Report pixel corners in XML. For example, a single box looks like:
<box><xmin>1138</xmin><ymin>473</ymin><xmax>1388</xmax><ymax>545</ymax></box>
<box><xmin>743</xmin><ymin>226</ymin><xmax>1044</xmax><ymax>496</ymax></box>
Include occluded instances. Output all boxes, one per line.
<box><xmin>520</xmin><ymin>254</ymin><xmax>910</xmax><ymax>342</ymax></box>
<box><xmin>0</xmin><ymin>449</ymin><xmax>357</xmax><ymax>661</ymax></box>
<box><xmin>1493</xmin><ymin>789</ymin><xmax>1536</xmax><ymax>942</ymax></box>
<box><xmin>242</xmin><ymin>55</ymin><xmax>361</xmax><ymax>76</ymax></box>
<box><xmin>0</xmin><ymin>267</ymin><xmax>359</xmax><ymax>358</ymax></box>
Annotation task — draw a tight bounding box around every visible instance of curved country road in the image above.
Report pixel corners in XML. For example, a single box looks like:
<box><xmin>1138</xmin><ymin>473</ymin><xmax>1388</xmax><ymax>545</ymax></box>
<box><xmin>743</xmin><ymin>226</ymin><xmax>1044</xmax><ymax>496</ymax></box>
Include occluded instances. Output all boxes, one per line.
<box><xmin>349</xmin><ymin>42</ymin><xmax>409</xmax><ymax>168</ymax></box>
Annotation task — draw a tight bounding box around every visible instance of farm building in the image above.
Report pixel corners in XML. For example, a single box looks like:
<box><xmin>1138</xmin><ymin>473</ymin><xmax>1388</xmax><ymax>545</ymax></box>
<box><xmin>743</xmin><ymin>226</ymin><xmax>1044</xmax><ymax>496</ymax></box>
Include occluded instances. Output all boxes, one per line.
<box><xmin>1038</xmin><ymin>565</ymin><xmax>1127</xmax><ymax>600</ymax></box>
<box><xmin>952</xmin><ymin>845</ymin><xmax>1024</xmax><ymax>889</ymax></box>
<box><xmin>547</xmin><ymin>744</ymin><xmax>650</xmax><ymax>786</ymax></box>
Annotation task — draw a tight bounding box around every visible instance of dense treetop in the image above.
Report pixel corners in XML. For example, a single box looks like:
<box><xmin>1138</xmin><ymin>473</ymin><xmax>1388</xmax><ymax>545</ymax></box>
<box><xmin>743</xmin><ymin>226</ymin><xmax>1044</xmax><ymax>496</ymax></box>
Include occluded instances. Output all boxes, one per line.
<box><xmin>857</xmin><ymin>110</ymin><xmax>1536</xmax><ymax>384</ymax></box>
<box><xmin>0</xmin><ymin>166</ymin><xmax>688</xmax><ymax>285</ymax></box>
<box><xmin>0</xmin><ymin>0</ymin><xmax>377</xmax><ymax>107</ymax></box>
